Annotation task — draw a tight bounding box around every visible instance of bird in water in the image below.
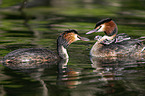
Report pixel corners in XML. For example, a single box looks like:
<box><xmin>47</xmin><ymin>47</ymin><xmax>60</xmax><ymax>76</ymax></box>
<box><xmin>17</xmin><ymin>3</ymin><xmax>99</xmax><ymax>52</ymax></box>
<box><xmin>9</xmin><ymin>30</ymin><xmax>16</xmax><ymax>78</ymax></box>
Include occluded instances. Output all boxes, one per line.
<box><xmin>2</xmin><ymin>30</ymin><xmax>89</xmax><ymax>69</ymax></box>
<box><xmin>86</xmin><ymin>18</ymin><xmax>145</xmax><ymax>57</ymax></box>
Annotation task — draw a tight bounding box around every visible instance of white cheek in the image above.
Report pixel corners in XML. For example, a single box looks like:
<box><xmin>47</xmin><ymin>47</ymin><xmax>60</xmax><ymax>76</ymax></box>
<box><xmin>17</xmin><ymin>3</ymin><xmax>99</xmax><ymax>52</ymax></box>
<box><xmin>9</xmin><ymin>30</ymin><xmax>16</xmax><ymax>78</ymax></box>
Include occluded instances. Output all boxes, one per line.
<box><xmin>75</xmin><ymin>34</ymin><xmax>80</xmax><ymax>40</ymax></box>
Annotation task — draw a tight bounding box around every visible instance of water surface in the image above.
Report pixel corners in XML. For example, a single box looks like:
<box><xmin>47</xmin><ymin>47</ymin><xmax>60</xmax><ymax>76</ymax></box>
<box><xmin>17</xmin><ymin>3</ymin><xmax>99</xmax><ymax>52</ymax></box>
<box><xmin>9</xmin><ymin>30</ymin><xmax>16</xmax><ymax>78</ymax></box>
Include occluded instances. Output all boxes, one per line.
<box><xmin>0</xmin><ymin>0</ymin><xmax>145</xmax><ymax>96</ymax></box>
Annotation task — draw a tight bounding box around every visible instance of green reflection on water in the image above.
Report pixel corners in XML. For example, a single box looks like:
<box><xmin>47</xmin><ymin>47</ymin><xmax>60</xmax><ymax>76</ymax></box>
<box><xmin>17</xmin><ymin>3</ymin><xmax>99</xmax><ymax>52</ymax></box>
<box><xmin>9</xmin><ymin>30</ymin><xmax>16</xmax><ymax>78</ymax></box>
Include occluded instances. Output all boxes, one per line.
<box><xmin>0</xmin><ymin>0</ymin><xmax>145</xmax><ymax>96</ymax></box>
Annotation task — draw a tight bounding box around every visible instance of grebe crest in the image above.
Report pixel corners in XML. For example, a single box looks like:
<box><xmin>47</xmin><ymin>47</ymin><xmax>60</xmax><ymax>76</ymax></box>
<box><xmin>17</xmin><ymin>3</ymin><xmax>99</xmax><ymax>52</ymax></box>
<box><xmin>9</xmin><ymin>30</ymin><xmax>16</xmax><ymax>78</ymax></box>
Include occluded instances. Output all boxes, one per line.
<box><xmin>57</xmin><ymin>30</ymin><xmax>81</xmax><ymax>59</ymax></box>
<box><xmin>3</xmin><ymin>30</ymin><xmax>89</xmax><ymax>69</ymax></box>
<box><xmin>57</xmin><ymin>30</ymin><xmax>80</xmax><ymax>48</ymax></box>
<box><xmin>86</xmin><ymin>18</ymin><xmax>145</xmax><ymax>57</ymax></box>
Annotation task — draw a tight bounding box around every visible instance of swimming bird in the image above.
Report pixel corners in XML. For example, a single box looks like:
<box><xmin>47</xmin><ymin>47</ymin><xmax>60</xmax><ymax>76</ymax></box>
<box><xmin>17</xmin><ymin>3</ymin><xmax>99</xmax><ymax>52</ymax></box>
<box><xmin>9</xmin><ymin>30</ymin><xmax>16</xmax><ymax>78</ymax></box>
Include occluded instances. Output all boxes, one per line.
<box><xmin>86</xmin><ymin>18</ymin><xmax>145</xmax><ymax>57</ymax></box>
<box><xmin>3</xmin><ymin>30</ymin><xmax>89</xmax><ymax>66</ymax></box>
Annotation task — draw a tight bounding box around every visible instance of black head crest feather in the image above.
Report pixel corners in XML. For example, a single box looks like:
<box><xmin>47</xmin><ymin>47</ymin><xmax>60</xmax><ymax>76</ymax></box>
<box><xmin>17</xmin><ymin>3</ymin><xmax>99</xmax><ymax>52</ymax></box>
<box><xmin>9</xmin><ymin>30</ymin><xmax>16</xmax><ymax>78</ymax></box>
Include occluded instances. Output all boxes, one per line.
<box><xmin>57</xmin><ymin>30</ymin><xmax>78</xmax><ymax>48</ymax></box>
<box><xmin>64</xmin><ymin>29</ymin><xmax>78</xmax><ymax>34</ymax></box>
<box><xmin>95</xmin><ymin>18</ymin><xmax>112</xmax><ymax>28</ymax></box>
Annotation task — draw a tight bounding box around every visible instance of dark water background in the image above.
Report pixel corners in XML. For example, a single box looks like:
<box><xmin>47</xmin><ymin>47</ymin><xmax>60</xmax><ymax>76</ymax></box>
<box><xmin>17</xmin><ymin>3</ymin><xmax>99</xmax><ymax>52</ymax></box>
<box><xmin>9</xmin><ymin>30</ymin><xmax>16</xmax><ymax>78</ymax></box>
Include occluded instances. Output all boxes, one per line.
<box><xmin>0</xmin><ymin>0</ymin><xmax>145</xmax><ymax>96</ymax></box>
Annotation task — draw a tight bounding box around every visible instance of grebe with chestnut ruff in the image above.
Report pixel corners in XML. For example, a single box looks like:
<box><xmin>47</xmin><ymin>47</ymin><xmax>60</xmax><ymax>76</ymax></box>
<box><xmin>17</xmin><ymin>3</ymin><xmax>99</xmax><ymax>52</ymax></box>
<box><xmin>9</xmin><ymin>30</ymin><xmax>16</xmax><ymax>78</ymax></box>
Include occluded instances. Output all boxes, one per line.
<box><xmin>86</xmin><ymin>18</ymin><xmax>145</xmax><ymax>57</ymax></box>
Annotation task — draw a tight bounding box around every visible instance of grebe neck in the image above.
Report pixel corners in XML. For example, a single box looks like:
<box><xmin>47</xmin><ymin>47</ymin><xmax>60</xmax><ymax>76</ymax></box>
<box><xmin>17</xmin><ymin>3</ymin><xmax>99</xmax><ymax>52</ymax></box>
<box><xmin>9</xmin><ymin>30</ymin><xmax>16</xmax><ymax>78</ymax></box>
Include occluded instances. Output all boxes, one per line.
<box><xmin>57</xmin><ymin>45</ymin><xmax>69</xmax><ymax>59</ymax></box>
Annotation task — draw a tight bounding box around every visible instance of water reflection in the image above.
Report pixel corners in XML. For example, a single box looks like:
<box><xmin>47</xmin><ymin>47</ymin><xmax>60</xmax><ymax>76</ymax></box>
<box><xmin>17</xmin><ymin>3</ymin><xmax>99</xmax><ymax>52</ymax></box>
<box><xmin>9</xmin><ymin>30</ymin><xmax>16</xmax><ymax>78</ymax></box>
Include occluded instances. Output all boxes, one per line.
<box><xmin>1</xmin><ymin>54</ymin><xmax>145</xmax><ymax>92</ymax></box>
<box><xmin>0</xmin><ymin>56</ymin><xmax>105</xmax><ymax>96</ymax></box>
<box><xmin>1</xmin><ymin>58</ymin><xmax>64</xmax><ymax>96</ymax></box>
<box><xmin>90</xmin><ymin>56</ymin><xmax>145</xmax><ymax>95</ymax></box>
<box><xmin>1</xmin><ymin>59</ymin><xmax>57</xmax><ymax>96</ymax></box>
<box><xmin>1</xmin><ymin>53</ymin><xmax>145</xmax><ymax>96</ymax></box>
<box><xmin>0</xmin><ymin>58</ymin><xmax>82</xmax><ymax>96</ymax></box>
<box><xmin>0</xmin><ymin>0</ymin><xmax>145</xmax><ymax>96</ymax></box>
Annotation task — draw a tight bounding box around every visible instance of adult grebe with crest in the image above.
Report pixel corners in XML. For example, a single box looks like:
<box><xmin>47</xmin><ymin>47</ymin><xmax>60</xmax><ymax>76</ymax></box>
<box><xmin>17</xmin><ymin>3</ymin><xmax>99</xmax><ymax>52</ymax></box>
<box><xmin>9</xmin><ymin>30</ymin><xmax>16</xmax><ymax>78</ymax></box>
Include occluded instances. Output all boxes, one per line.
<box><xmin>86</xmin><ymin>18</ymin><xmax>145</xmax><ymax>57</ymax></box>
<box><xmin>3</xmin><ymin>30</ymin><xmax>89</xmax><ymax>69</ymax></box>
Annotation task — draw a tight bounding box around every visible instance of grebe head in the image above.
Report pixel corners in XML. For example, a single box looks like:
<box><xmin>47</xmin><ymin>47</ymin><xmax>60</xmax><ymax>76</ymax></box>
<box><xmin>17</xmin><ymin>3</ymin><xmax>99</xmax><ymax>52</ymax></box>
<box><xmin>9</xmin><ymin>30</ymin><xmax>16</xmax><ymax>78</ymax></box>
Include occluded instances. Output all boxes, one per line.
<box><xmin>86</xmin><ymin>18</ymin><xmax>118</xmax><ymax>37</ymax></box>
<box><xmin>57</xmin><ymin>29</ymin><xmax>89</xmax><ymax>59</ymax></box>
<box><xmin>57</xmin><ymin>30</ymin><xmax>89</xmax><ymax>48</ymax></box>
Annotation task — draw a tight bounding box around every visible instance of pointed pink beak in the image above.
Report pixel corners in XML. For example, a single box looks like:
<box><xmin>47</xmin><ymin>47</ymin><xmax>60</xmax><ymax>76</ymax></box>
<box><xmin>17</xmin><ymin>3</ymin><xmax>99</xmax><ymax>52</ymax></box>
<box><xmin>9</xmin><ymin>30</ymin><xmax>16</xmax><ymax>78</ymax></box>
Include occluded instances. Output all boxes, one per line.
<box><xmin>86</xmin><ymin>29</ymin><xmax>98</xmax><ymax>34</ymax></box>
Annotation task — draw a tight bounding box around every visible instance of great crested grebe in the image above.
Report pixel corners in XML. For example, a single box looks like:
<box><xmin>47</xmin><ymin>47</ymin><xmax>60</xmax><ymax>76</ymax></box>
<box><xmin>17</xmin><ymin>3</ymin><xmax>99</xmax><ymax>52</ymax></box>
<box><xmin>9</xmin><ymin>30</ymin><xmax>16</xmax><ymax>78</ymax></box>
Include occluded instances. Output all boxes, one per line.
<box><xmin>3</xmin><ymin>30</ymin><xmax>89</xmax><ymax>64</ymax></box>
<box><xmin>86</xmin><ymin>18</ymin><xmax>145</xmax><ymax>57</ymax></box>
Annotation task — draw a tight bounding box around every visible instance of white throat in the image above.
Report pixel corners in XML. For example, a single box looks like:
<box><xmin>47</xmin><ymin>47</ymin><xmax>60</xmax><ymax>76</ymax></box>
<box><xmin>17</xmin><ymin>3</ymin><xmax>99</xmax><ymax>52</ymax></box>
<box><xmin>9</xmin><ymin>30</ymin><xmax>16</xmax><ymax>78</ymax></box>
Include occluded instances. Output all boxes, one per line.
<box><xmin>62</xmin><ymin>46</ymin><xmax>69</xmax><ymax>59</ymax></box>
<box><xmin>58</xmin><ymin>45</ymin><xmax>69</xmax><ymax>59</ymax></box>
